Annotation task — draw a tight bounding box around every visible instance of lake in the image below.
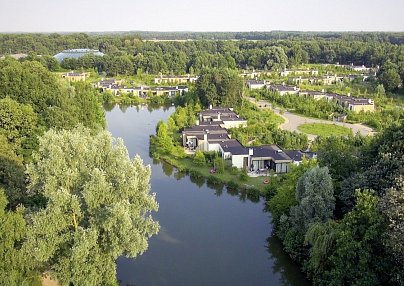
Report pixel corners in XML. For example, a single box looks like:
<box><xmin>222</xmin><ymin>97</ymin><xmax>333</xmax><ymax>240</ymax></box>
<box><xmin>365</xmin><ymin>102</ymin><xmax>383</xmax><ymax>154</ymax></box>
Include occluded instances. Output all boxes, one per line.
<box><xmin>106</xmin><ymin>105</ymin><xmax>309</xmax><ymax>286</ymax></box>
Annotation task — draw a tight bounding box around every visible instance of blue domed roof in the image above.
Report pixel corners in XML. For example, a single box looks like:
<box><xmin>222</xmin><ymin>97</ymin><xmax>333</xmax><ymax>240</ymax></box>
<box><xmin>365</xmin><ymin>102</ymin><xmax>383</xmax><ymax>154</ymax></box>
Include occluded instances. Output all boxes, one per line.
<box><xmin>54</xmin><ymin>49</ymin><xmax>104</xmax><ymax>62</ymax></box>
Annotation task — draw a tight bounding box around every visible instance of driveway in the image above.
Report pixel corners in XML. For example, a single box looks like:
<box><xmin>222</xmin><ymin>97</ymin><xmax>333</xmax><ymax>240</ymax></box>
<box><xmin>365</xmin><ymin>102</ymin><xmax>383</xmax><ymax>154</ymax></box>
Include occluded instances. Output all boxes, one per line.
<box><xmin>246</xmin><ymin>97</ymin><xmax>375</xmax><ymax>140</ymax></box>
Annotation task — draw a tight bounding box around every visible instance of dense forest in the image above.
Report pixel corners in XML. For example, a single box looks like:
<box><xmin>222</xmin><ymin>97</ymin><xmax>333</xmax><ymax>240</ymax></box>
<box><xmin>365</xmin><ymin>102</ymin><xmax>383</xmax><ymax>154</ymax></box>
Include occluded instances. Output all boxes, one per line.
<box><xmin>1</xmin><ymin>33</ymin><xmax>404</xmax><ymax>84</ymax></box>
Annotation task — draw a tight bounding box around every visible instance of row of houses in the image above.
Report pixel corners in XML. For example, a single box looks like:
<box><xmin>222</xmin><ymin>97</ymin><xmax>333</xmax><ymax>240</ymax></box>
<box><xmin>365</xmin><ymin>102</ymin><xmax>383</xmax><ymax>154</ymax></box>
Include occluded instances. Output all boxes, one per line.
<box><xmin>154</xmin><ymin>74</ymin><xmax>199</xmax><ymax>84</ymax></box>
<box><xmin>247</xmin><ymin>80</ymin><xmax>375</xmax><ymax>113</ymax></box>
<box><xmin>290</xmin><ymin>74</ymin><xmax>371</xmax><ymax>85</ymax></box>
<box><xmin>61</xmin><ymin>71</ymin><xmax>88</xmax><ymax>82</ymax></box>
<box><xmin>182</xmin><ymin>106</ymin><xmax>316</xmax><ymax>174</ymax></box>
<box><xmin>96</xmin><ymin>79</ymin><xmax>188</xmax><ymax>97</ymax></box>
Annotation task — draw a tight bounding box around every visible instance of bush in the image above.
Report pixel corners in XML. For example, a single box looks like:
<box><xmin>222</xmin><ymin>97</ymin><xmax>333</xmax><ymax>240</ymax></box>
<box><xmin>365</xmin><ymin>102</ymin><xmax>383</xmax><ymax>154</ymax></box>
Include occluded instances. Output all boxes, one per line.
<box><xmin>227</xmin><ymin>181</ymin><xmax>239</xmax><ymax>191</ymax></box>
<box><xmin>239</xmin><ymin>169</ymin><xmax>249</xmax><ymax>181</ymax></box>
<box><xmin>207</xmin><ymin>175</ymin><xmax>222</xmax><ymax>185</ymax></box>
<box><xmin>193</xmin><ymin>151</ymin><xmax>206</xmax><ymax>166</ymax></box>
<box><xmin>214</xmin><ymin>157</ymin><xmax>225</xmax><ymax>174</ymax></box>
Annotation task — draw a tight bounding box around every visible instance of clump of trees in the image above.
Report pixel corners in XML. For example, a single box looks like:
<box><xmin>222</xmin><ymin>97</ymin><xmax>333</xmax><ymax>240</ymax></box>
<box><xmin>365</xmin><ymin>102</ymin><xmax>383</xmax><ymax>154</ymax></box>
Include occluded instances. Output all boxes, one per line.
<box><xmin>0</xmin><ymin>58</ymin><xmax>158</xmax><ymax>285</ymax></box>
<box><xmin>268</xmin><ymin>121</ymin><xmax>404</xmax><ymax>285</ymax></box>
<box><xmin>24</xmin><ymin>127</ymin><xmax>159</xmax><ymax>285</ymax></box>
<box><xmin>196</xmin><ymin>68</ymin><xmax>243</xmax><ymax>107</ymax></box>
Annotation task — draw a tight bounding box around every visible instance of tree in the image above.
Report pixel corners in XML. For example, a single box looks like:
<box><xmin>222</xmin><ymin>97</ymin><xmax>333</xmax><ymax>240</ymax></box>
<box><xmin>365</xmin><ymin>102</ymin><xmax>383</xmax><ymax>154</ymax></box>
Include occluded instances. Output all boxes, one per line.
<box><xmin>379</xmin><ymin>68</ymin><xmax>401</xmax><ymax>92</ymax></box>
<box><xmin>379</xmin><ymin>185</ymin><xmax>404</xmax><ymax>283</ymax></box>
<box><xmin>267</xmin><ymin>159</ymin><xmax>318</xmax><ymax>226</ymax></box>
<box><xmin>265</xmin><ymin>46</ymin><xmax>288</xmax><ymax>71</ymax></box>
<box><xmin>0</xmin><ymin>97</ymin><xmax>39</xmax><ymax>157</ymax></box>
<box><xmin>196</xmin><ymin>68</ymin><xmax>243</xmax><ymax>107</ymax></box>
<box><xmin>279</xmin><ymin>166</ymin><xmax>334</xmax><ymax>263</ymax></box>
<box><xmin>193</xmin><ymin>151</ymin><xmax>206</xmax><ymax>166</ymax></box>
<box><xmin>288</xmin><ymin>45</ymin><xmax>309</xmax><ymax>67</ymax></box>
<box><xmin>322</xmin><ymin>190</ymin><xmax>389</xmax><ymax>286</ymax></box>
<box><xmin>155</xmin><ymin>121</ymin><xmax>174</xmax><ymax>154</ymax></box>
<box><xmin>24</xmin><ymin>127</ymin><xmax>159</xmax><ymax>285</ymax></box>
<box><xmin>0</xmin><ymin>135</ymin><xmax>26</xmax><ymax>208</ymax></box>
<box><xmin>0</xmin><ymin>188</ymin><xmax>41</xmax><ymax>286</ymax></box>
<box><xmin>291</xmin><ymin>166</ymin><xmax>335</xmax><ymax>229</ymax></box>
<box><xmin>213</xmin><ymin>156</ymin><xmax>225</xmax><ymax>174</ymax></box>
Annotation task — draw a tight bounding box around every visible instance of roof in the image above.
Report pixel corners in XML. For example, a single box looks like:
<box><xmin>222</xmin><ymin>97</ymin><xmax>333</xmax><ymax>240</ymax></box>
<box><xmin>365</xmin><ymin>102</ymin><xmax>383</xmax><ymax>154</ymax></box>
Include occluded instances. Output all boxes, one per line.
<box><xmin>156</xmin><ymin>75</ymin><xmax>198</xmax><ymax>79</ymax></box>
<box><xmin>64</xmin><ymin>72</ymin><xmax>86</xmax><ymax>76</ymax></box>
<box><xmin>99</xmin><ymin>79</ymin><xmax>116</xmax><ymax>84</ymax></box>
<box><xmin>198</xmin><ymin>121</ymin><xmax>223</xmax><ymax>127</ymax></box>
<box><xmin>54</xmin><ymin>49</ymin><xmax>104</xmax><ymax>62</ymax></box>
<box><xmin>300</xmin><ymin>90</ymin><xmax>326</xmax><ymax>96</ymax></box>
<box><xmin>219</xmin><ymin>140</ymin><xmax>248</xmax><ymax>155</ymax></box>
<box><xmin>183</xmin><ymin>125</ymin><xmax>227</xmax><ymax>133</ymax></box>
<box><xmin>247</xmin><ymin>80</ymin><xmax>266</xmax><ymax>85</ymax></box>
<box><xmin>251</xmin><ymin>145</ymin><xmax>292</xmax><ymax>162</ymax></box>
<box><xmin>268</xmin><ymin>84</ymin><xmax>299</xmax><ymax>92</ymax></box>
<box><xmin>207</xmin><ymin>133</ymin><xmax>231</xmax><ymax>141</ymax></box>
<box><xmin>200</xmin><ymin>107</ymin><xmax>235</xmax><ymax>115</ymax></box>
<box><xmin>329</xmin><ymin>93</ymin><xmax>374</xmax><ymax>106</ymax></box>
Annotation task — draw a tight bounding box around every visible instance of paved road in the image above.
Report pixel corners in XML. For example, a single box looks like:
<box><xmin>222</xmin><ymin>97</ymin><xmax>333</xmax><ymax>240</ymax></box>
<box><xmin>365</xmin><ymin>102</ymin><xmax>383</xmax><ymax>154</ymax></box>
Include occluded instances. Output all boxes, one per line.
<box><xmin>247</xmin><ymin>97</ymin><xmax>375</xmax><ymax>140</ymax></box>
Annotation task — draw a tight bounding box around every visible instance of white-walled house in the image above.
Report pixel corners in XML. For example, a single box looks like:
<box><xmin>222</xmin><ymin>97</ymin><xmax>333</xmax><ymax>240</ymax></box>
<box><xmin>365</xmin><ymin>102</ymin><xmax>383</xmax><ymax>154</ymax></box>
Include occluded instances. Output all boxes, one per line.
<box><xmin>182</xmin><ymin>107</ymin><xmax>317</xmax><ymax>174</ymax></box>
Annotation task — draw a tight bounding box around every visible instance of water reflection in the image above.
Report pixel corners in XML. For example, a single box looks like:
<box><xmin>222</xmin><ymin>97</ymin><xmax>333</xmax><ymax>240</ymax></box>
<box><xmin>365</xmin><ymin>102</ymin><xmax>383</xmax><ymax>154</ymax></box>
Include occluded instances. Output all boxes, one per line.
<box><xmin>267</xmin><ymin>235</ymin><xmax>311</xmax><ymax>286</ymax></box>
<box><xmin>161</xmin><ymin>162</ymin><xmax>174</xmax><ymax>177</ymax></box>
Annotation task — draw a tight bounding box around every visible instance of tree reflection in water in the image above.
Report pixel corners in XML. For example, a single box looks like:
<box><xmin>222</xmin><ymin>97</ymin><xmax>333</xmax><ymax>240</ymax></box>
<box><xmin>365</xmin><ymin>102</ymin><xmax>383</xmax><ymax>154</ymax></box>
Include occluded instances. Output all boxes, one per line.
<box><xmin>266</xmin><ymin>234</ymin><xmax>311</xmax><ymax>286</ymax></box>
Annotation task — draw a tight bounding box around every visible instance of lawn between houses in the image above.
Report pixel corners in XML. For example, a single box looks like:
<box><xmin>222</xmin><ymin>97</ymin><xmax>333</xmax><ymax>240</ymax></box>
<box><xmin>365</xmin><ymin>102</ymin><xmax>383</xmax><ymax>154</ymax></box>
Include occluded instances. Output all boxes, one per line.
<box><xmin>297</xmin><ymin>122</ymin><xmax>352</xmax><ymax>137</ymax></box>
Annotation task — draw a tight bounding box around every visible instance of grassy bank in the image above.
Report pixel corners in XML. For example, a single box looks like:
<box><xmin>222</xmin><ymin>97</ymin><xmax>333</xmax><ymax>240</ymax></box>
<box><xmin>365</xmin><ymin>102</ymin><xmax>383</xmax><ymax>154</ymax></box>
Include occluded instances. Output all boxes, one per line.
<box><xmin>157</xmin><ymin>152</ymin><xmax>273</xmax><ymax>198</ymax></box>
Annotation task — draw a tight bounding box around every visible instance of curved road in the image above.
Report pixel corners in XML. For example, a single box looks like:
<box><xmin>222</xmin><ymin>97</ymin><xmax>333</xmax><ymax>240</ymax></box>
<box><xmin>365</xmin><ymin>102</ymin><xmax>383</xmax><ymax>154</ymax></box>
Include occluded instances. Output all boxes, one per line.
<box><xmin>247</xmin><ymin>97</ymin><xmax>375</xmax><ymax>140</ymax></box>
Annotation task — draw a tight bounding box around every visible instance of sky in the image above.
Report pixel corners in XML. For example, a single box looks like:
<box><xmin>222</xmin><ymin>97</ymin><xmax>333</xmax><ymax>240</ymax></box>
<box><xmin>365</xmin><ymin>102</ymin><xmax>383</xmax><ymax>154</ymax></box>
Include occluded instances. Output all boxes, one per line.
<box><xmin>0</xmin><ymin>0</ymin><xmax>403</xmax><ymax>32</ymax></box>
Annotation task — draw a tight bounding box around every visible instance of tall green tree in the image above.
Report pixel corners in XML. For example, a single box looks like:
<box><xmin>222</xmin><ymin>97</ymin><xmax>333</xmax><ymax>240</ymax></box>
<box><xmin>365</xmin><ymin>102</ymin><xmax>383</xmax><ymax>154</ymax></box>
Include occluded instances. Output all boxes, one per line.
<box><xmin>323</xmin><ymin>190</ymin><xmax>388</xmax><ymax>285</ymax></box>
<box><xmin>279</xmin><ymin>166</ymin><xmax>334</xmax><ymax>263</ymax></box>
<box><xmin>379</xmin><ymin>185</ymin><xmax>404</xmax><ymax>283</ymax></box>
<box><xmin>196</xmin><ymin>68</ymin><xmax>243</xmax><ymax>107</ymax></box>
<box><xmin>379</xmin><ymin>68</ymin><xmax>401</xmax><ymax>92</ymax></box>
<box><xmin>24</xmin><ymin>127</ymin><xmax>159</xmax><ymax>286</ymax></box>
<box><xmin>0</xmin><ymin>97</ymin><xmax>39</xmax><ymax>157</ymax></box>
<box><xmin>265</xmin><ymin>46</ymin><xmax>288</xmax><ymax>71</ymax></box>
<box><xmin>0</xmin><ymin>188</ymin><xmax>41</xmax><ymax>286</ymax></box>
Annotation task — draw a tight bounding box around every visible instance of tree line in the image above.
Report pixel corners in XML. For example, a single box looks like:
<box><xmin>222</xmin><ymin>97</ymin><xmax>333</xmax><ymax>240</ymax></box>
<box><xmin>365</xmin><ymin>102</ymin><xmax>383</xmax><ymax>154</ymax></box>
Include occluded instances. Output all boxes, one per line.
<box><xmin>2</xmin><ymin>33</ymin><xmax>404</xmax><ymax>88</ymax></box>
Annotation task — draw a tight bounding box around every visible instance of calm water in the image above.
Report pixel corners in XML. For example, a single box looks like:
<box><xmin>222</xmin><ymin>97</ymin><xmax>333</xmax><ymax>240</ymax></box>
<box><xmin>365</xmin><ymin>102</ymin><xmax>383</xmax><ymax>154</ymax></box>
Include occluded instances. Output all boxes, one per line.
<box><xmin>106</xmin><ymin>105</ymin><xmax>309</xmax><ymax>286</ymax></box>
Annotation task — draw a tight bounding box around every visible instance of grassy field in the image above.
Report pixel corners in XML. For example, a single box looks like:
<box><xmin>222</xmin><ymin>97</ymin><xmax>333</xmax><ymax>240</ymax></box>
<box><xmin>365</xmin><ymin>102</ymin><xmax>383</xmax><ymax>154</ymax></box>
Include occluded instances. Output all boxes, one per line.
<box><xmin>297</xmin><ymin>123</ymin><xmax>352</xmax><ymax>137</ymax></box>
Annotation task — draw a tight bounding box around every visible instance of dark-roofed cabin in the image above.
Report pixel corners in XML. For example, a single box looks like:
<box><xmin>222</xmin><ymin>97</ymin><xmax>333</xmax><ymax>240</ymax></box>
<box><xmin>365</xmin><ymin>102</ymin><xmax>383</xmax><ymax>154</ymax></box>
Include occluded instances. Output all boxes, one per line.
<box><xmin>250</xmin><ymin>145</ymin><xmax>292</xmax><ymax>174</ymax></box>
<box><xmin>284</xmin><ymin>150</ymin><xmax>317</xmax><ymax>166</ymax></box>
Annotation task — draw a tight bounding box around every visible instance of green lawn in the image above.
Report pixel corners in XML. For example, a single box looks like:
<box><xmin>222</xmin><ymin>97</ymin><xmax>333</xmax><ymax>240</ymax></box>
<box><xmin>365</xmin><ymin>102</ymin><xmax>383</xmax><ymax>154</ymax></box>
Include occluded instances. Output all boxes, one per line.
<box><xmin>160</xmin><ymin>155</ymin><xmax>271</xmax><ymax>191</ymax></box>
<box><xmin>297</xmin><ymin>123</ymin><xmax>352</xmax><ymax>137</ymax></box>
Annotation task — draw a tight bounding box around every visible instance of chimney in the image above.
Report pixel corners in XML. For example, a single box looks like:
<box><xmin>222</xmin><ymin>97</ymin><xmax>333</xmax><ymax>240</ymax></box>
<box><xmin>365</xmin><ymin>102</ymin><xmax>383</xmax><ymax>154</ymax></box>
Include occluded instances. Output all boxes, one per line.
<box><xmin>347</xmin><ymin>92</ymin><xmax>351</xmax><ymax>97</ymax></box>
<box><xmin>217</xmin><ymin>112</ymin><xmax>221</xmax><ymax>121</ymax></box>
<box><xmin>209</xmin><ymin>104</ymin><xmax>212</xmax><ymax>110</ymax></box>
<box><xmin>321</xmin><ymin>89</ymin><xmax>325</xmax><ymax>93</ymax></box>
<box><xmin>203</xmin><ymin>132</ymin><xmax>208</xmax><ymax>142</ymax></box>
<box><xmin>195</xmin><ymin>119</ymin><xmax>199</xmax><ymax>126</ymax></box>
<box><xmin>282</xmin><ymin>82</ymin><xmax>285</xmax><ymax>86</ymax></box>
<box><xmin>249</xmin><ymin>148</ymin><xmax>254</xmax><ymax>156</ymax></box>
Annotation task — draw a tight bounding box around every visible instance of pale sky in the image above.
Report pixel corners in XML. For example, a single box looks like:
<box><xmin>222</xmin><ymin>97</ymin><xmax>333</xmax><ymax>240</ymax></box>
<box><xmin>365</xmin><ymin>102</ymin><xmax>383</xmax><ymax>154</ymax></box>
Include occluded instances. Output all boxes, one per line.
<box><xmin>0</xmin><ymin>0</ymin><xmax>403</xmax><ymax>32</ymax></box>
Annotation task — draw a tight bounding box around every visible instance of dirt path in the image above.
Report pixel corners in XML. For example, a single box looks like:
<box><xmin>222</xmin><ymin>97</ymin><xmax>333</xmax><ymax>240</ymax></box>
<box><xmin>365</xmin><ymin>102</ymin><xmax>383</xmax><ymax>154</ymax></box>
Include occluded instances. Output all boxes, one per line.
<box><xmin>246</xmin><ymin>97</ymin><xmax>375</xmax><ymax>140</ymax></box>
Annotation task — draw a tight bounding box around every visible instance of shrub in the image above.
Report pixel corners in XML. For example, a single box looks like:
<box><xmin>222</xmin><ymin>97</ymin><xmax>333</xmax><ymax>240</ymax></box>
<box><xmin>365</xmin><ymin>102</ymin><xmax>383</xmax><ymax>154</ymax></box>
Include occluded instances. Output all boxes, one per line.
<box><xmin>239</xmin><ymin>169</ymin><xmax>249</xmax><ymax>181</ymax></box>
<box><xmin>193</xmin><ymin>150</ymin><xmax>206</xmax><ymax>166</ymax></box>
<box><xmin>214</xmin><ymin>157</ymin><xmax>225</xmax><ymax>174</ymax></box>
<box><xmin>227</xmin><ymin>181</ymin><xmax>239</xmax><ymax>191</ymax></box>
